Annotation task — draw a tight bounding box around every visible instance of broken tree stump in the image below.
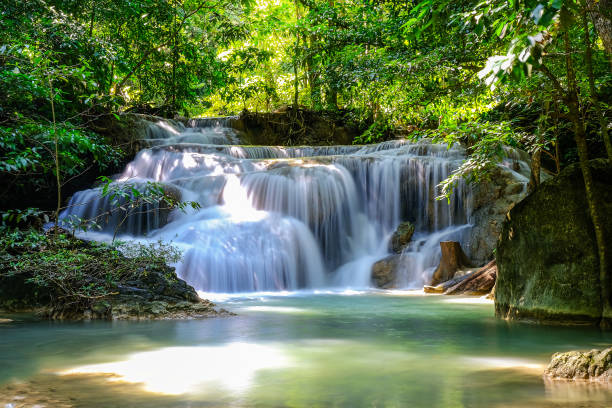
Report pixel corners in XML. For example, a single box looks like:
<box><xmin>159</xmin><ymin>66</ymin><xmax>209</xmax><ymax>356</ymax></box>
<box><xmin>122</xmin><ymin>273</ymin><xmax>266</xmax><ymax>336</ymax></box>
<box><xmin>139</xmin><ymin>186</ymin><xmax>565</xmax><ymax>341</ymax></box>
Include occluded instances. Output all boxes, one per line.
<box><xmin>430</xmin><ymin>241</ymin><xmax>472</xmax><ymax>286</ymax></box>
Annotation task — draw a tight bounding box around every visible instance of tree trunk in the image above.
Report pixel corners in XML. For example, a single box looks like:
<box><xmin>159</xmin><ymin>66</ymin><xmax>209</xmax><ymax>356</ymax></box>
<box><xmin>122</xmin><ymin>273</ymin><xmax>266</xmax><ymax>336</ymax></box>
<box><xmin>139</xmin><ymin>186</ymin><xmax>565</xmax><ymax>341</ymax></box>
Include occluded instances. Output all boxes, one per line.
<box><xmin>582</xmin><ymin>4</ymin><xmax>612</xmax><ymax>160</ymax></box>
<box><xmin>563</xmin><ymin>27</ymin><xmax>611</xmax><ymax>327</ymax></box>
<box><xmin>306</xmin><ymin>35</ymin><xmax>321</xmax><ymax>110</ymax></box>
<box><xmin>430</xmin><ymin>241</ymin><xmax>472</xmax><ymax>286</ymax></box>
<box><xmin>586</xmin><ymin>0</ymin><xmax>612</xmax><ymax>68</ymax></box>
<box><xmin>89</xmin><ymin>4</ymin><xmax>95</xmax><ymax>37</ymax></box>
<box><xmin>528</xmin><ymin>148</ymin><xmax>542</xmax><ymax>191</ymax></box>
<box><xmin>293</xmin><ymin>0</ymin><xmax>301</xmax><ymax>110</ymax></box>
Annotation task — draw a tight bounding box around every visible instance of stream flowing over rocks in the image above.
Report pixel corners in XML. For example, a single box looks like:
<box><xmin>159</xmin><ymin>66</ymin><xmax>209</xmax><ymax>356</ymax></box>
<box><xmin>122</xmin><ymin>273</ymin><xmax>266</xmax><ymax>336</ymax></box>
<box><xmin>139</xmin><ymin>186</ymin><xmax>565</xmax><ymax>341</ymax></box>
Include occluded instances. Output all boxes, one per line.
<box><xmin>59</xmin><ymin>118</ymin><xmax>531</xmax><ymax>293</ymax></box>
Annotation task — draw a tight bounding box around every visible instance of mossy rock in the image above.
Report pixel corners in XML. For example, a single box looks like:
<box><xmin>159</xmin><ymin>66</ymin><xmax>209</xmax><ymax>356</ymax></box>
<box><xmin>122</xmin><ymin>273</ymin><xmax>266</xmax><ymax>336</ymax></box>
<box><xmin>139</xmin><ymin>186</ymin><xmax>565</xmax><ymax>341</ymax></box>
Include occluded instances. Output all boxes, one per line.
<box><xmin>495</xmin><ymin>159</ymin><xmax>612</xmax><ymax>325</ymax></box>
<box><xmin>390</xmin><ymin>222</ymin><xmax>415</xmax><ymax>253</ymax></box>
<box><xmin>545</xmin><ymin>348</ymin><xmax>612</xmax><ymax>381</ymax></box>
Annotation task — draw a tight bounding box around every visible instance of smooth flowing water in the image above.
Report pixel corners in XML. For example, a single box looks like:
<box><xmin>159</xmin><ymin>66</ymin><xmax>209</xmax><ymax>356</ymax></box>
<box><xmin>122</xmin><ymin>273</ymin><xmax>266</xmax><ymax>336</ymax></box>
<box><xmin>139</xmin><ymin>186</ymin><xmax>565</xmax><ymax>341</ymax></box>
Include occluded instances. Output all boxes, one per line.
<box><xmin>1</xmin><ymin>293</ymin><xmax>611</xmax><ymax>407</ymax></box>
<box><xmin>23</xmin><ymin>119</ymin><xmax>608</xmax><ymax>407</ymax></box>
<box><xmin>58</xmin><ymin>119</ymin><xmax>529</xmax><ymax>293</ymax></box>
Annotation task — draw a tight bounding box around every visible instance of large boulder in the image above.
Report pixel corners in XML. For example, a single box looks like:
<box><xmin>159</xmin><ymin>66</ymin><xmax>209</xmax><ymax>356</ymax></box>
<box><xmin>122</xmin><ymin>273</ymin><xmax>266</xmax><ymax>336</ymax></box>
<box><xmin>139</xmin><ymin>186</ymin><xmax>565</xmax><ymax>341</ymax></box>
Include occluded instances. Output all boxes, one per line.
<box><xmin>545</xmin><ymin>348</ymin><xmax>612</xmax><ymax>381</ymax></box>
<box><xmin>371</xmin><ymin>255</ymin><xmax>400</xmax><ymax>288</ymax></box>
<box><xmin>496</xmin><ymin>159</ymin><xmax>612</xmax><ymax>325</ymax></box>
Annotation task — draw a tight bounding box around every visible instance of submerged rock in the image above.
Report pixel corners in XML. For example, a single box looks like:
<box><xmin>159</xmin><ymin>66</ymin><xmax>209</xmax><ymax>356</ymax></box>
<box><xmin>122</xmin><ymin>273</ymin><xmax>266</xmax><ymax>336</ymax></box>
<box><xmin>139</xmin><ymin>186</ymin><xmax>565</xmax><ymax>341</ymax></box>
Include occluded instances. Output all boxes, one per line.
<box><xmin>390</xmin><ymin>222</ymin><xmax>415</xmax><ymax>253</ymax></box>
<box><xmin>545</xmin><ymin>348</ymin><xmax>612</xmax><ymax>381</ymax></box>
<box><xmin>496</xmin><ymin>159</ymin><xmax>612</xmax><ymax>325</ymax></box>
<box><xmin>82</xmin><ymin>297</ymin><xmax>227</xmax><ymax>320</ymax></box>
<box><xmin>371</xmin><ymin>255</ymin><xmax>400</xmax><ymax>288</ymax></box>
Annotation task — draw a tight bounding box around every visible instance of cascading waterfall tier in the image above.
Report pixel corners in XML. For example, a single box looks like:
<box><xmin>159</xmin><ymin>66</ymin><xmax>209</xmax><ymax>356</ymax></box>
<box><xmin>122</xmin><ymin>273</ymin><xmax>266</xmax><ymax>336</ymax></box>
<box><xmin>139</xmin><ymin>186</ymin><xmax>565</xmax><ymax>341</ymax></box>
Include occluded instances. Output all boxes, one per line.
<box><xmin>60</xmin><ymin>119</ymin><xmax>506</xmax><ymax>293</ymax></box>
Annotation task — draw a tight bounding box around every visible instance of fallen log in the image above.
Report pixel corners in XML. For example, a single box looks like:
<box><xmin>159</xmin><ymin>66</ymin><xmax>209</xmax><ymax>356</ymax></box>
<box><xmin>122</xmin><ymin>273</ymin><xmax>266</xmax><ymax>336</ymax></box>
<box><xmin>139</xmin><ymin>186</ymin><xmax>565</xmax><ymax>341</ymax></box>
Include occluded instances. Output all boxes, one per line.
<box><xmin>424</xmin><ymin>270</ymin><xmax>476</xmax><ymax>293</ymax></box>
<box><xmin>444</xmin><ymin>260</ymin><xmax>497</xmax><ymax>295</ymax></box>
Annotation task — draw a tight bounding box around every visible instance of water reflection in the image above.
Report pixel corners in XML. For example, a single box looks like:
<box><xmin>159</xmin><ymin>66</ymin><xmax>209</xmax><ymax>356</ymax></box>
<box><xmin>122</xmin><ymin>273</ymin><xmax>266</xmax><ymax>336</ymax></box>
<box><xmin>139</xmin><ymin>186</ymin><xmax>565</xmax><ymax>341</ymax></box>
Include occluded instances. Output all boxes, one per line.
<box><xmin>2</xmin><ymin>294</ymin><xmax>611</xmax><ymax>407</ymax></box>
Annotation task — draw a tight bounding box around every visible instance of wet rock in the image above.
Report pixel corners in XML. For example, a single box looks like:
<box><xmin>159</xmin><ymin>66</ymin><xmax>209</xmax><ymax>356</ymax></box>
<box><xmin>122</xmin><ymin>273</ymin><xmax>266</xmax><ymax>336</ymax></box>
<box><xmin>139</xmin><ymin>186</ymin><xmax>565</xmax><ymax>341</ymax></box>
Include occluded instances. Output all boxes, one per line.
<box><xmin>0</xmin><ymin>318</ymin><xmax>12</xmax><ymax>323</ymax></box>
<box><xmin>468</xmin><ymin>164</ymin><xmax>530</xmax><ymax>265</ymax></box>
<box><xmin>496</xmin><ymin>159</ymin><xmax>612</xmax><ymax>325</ymax></box>
<box><xmin>390</xmin><ymin>222</ymin><xmax>415</xmax><ymax>253</ymax></box>
<box><xmin>545</xmin><ymin>348</ymin><xmax>612</xmax><ymax>381</ymax></box>
<box><xmin>103</xmin><ymin>297</ymin><xmax>230</xmax><ymax>320</ymax></box>
<box><xmin>371</xmin><ymin>255</ymin><xmax>400</xmax><ymax>288</ymax></box>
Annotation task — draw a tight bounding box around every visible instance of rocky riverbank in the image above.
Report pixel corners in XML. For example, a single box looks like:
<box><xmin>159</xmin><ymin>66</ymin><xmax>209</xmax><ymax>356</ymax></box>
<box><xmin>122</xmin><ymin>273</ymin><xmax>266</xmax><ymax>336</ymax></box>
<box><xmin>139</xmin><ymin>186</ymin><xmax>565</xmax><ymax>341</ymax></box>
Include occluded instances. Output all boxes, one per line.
<box><xmin>545</xmin><ymin>348</ymin><xmax>612</xmax><ymax>382</ymax></box>
<box><xmin>0</xmin><ymin>229</ymin><xmax>230</xmax><ymax>320</ymax></box>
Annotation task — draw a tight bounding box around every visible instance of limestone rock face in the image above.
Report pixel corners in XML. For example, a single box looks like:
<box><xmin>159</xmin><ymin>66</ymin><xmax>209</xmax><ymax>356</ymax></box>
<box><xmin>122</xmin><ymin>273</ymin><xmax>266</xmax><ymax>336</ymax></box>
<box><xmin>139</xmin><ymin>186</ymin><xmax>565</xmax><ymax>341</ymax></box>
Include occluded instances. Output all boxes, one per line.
<box><xmin>390</xmin><ymin>222</ymin><xmax>415</xmax><ymax>253</ymax></box>
<box><xmin>468</xmin><ymin>163</ymin><xmax>530</xmax><ymax>265</ymax></box>
<box><xmin>496</xmin><ymin>159</ymin><xmax>612</xmax><ymax>325</ymax></box>
<box><xmin>371</xmin><ymin>255</ymin><xmax>400</xmax><ymax>288</ymax></box>
<box><xmin>545</xmin><ymin>348</ymin><xmax>612</xmax><ymax>381</ymax></box>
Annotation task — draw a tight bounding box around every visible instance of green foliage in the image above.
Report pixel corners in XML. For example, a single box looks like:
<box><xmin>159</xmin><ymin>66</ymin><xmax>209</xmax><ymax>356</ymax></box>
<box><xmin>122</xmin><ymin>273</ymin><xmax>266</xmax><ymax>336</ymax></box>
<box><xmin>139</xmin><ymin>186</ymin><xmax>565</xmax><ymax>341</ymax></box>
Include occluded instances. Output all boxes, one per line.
<box><xmin>1</xmin><ymin>0</ymin><xmax>609</xmax><ymax>206</ymax></box>
<box><xmin>0</xmin><ymin>122</ymin><xmax>120</xmax><ymax>175</ymax></box>
<box><xmin>1</xmin><ymin>208</ymin><xmax>48</xmax><ymax>229</ymax></box>
<box><xmin>354</xmin><ymin>119</ymin><xmax>394</xmax><ymax>145</ymax></box>
<box><xmin>0</xmin><ymin>120</ymin><xmax>122</xmax><ymax>211</ymax></box>
<box><xmin>0</xmin><ymin>228</ymin><xmax>183</xmax><ymax>309</ymax></box>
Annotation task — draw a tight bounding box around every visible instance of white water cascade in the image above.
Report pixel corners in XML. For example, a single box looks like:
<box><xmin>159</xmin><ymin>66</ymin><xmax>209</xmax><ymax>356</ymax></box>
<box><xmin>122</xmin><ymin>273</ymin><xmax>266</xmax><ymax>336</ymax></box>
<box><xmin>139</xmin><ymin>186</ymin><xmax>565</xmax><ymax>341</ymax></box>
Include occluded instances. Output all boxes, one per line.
<box><xmin>60</xmin><ymin>119</ymin><xmax>489</xmax><ymax>293</ymax></box>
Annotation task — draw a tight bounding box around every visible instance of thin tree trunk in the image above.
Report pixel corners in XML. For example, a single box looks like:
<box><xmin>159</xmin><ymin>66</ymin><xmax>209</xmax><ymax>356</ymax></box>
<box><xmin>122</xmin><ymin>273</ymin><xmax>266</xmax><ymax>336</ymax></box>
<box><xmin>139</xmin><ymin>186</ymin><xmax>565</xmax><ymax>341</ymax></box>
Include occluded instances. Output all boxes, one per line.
<box><xmin>307</xmin><ymin>35</ymin><xmax>320</xmax><ymax>109</ymax></box>
<box><xmin>554</xmin><ymin>102</ymin><xmax>561</xmax><ymax>174</ymax></box>
<box><xmin>48</xmin><ymin>74</ymin><xmax>61</xmax><ymax>226</ymax></box>
<box><xmin>89</xmin><ymin>5</ymin><xmax>95</xmax><ymax>37</ymax></box>
<box><xmin>563</xmin><ymin>27</ymin><xmax>611</xmax><ymax>327</ymax></box>
<box><xmin>528</xmin><ymin>149</ymin><xmax>542</xmax><ymax>191</ymax></box>
<box><xmin>582</xmin><ymin>4</ymin><xmax>612</xmax><ymax>160</ymax></box>
<box><xmin>171</xmin><ymin>0</ymin><xmax>178</xmax><ymax>114</ymax></box>
<box><xmin>529</xmin><ymin>103</ymin><xmax>549</xmax><ymax>190</ymax></box>
<box><xmin>293</xmin><ymin>1</ymin><xmax>300</xmax><ymax>110</ymax></box>
<box><xmin>586</xmin><ymin>0</ymin><xmax>612</xmax><ymax>68</ymax></box>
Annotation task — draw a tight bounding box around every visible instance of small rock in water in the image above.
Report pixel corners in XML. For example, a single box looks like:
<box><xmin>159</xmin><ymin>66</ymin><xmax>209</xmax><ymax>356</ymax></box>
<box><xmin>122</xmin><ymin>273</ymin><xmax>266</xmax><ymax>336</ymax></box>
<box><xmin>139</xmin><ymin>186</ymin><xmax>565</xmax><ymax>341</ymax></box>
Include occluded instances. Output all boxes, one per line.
<box><xmin>0</xmin><ymin>319</ymin><xmax>12</xmax><ymax>324</ymax></box>
<box><xmin>371</xmin><ymin>255</ymin><xmax>400</xmax><ymax>288</ymax></box>
<box><xmin>545</xmin><ymin>348</ymin><xmax>612</xmax><ymax>381</ymax></box>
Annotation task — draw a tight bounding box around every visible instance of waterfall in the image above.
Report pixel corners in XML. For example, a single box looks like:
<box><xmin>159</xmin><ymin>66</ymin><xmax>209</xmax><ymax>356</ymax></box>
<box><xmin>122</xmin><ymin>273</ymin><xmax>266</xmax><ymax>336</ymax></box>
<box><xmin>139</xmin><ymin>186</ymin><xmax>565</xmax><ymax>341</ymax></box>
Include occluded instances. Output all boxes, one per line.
<box><xmin>59</xmin><ymin>119</ymin><xmax>496</xmax><ymax>293</ymax></box>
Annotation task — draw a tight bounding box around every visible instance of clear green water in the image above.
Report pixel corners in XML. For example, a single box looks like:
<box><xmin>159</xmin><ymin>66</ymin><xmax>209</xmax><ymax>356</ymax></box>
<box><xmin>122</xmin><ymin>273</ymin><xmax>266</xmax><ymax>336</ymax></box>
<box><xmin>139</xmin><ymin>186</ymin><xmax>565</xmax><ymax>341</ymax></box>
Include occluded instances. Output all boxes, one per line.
<box><xmin>1</xmin><ymin>292</ymin><xmax>611</xmax><ymax>407</ymax></box>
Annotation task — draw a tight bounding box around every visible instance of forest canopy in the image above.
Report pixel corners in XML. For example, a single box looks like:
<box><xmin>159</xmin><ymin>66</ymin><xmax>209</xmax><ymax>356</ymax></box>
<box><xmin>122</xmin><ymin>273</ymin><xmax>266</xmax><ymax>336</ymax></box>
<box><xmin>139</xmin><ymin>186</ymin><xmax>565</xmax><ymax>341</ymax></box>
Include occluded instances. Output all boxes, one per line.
<box><xmin>0</xmin><ymin>0</ymin><xmax>610</xmax><ymax>214</ymax></box>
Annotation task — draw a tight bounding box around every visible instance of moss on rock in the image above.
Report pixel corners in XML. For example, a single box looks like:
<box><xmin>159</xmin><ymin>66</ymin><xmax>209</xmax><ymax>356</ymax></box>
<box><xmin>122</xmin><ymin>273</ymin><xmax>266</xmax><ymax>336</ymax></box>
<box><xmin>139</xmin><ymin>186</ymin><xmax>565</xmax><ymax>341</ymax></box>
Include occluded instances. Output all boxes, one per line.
<box><xmin>495</xmin><ymin>159</ymin><xmax>612</xmax><ymax>325</ymax></box>
<box><xmin>545</xmin><ymin>348</ymin><xmax>612</xmax><ymax>381</ymax></box>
